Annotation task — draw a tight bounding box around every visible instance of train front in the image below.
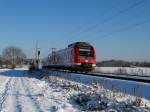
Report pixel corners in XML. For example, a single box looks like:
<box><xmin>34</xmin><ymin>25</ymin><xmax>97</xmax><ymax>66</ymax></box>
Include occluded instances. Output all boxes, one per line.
<box><xmin>73</xmin><ymin>42</ymin><xmax>96</xmax><ymax>71</ymax></box>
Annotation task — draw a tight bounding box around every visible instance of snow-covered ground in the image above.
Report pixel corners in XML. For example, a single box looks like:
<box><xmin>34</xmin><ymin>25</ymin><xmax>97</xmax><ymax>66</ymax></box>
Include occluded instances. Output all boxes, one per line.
<box><xmin>95</xmin><ymin>67</ymin><xmax>150</xmax><ymax>76</ymax></box>
<box><xmin>0</xmin><ymin>68</ymin><xmax>150</xmax><ymax>112</ymax></box>
<box><xmin>42</xmin><ymin>70</ymin><xmax>150</xmax><ymax>111</ymax></box>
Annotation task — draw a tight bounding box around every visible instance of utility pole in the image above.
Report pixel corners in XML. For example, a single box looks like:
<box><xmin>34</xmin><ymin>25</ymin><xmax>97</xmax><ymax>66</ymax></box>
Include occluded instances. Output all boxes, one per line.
<box><xmin>35</xmin><ymin>40</ymin><xmax>41</xmax><ymax>69</ymax></box>
<box><xmin>35</xmin><ymin>40</ymin><xmax>38</xmax><ymax>69</ymax></box>
<box><xmin>37</xmin><ymin>48</ymin><xmax>41</xmax><ymax>69</ymax></box>
<box><xmin>12</xmin><ymin>47</ymin><xmax>15</xmax><ymax>68</ymax></box>
<box><xmin>35</xmin><ymin>40</ymin><xmax>38</xmax><ymax>62</ymax></box>
<box><xmin>51</xmin><ymin>48</ymin><xmax>56</xmax><ymax>64</ymax></box>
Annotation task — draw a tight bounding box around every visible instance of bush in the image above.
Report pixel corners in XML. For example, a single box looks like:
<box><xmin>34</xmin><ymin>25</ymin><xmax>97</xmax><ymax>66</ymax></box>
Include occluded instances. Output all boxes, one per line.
<box><xmin>73</xmin><ymin>92</ymin><xmax>108</xmax><ymax>111</ymax></box>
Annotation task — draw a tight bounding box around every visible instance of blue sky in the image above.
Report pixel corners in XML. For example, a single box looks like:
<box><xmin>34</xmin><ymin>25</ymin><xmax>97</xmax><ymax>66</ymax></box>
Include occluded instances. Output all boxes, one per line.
<box><xmin>0</xmin><ymin>0</ymin><xmax>150</xmax><ymax>61</ymax></box>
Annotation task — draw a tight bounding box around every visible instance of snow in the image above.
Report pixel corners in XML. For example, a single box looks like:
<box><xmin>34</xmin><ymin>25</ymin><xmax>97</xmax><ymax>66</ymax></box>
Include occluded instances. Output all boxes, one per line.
<box><xmin>42</xmin><ymin>70</ymin><xmax>150</xmax><ymax>111</ymax></box>
<box><xmin>95</xmin><ymin>67</ymin><xmax>150</xmax><ymax>76</ymax></box>
<box><xmin>43</xmin><ymin>70</ymin><xmax>150</xmax><ymax>99</ymax></box>
<box><xmin>0</xmin><ymin>68</ymin><xmax>78</xmax><ymax>112</ymax></box>
<box><xmin>0</xmin><ymin>68</ymin><xmax>150</xmax><ymax>112</ymax></box>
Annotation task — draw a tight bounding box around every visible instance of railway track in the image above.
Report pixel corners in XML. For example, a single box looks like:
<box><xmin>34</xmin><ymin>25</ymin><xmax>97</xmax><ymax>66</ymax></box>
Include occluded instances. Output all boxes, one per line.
<box><xmin>41</xmin><ymin>69</ymin><xmax>150</xmax><ymax>84</ymax></box>
<box><xmin>84</xmin><ymin>72</ymin><xmax>150</xmax><ymax>83</ymax></box>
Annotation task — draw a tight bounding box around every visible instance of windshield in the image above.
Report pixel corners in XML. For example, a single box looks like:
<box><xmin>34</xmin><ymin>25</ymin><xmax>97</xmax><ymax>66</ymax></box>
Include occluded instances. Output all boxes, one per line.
<box><xmin>79</xmin><ymin>48</ymin><xmax>93</xmax><ymax>59</ymax></box>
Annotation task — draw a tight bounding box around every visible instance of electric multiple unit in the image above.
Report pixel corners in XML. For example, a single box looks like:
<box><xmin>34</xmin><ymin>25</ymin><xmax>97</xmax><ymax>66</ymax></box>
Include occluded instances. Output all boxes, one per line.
<box><xmin>43</xmin><ymin>42</ymin><xmax>96</xmax><ymax>71</ymax></box>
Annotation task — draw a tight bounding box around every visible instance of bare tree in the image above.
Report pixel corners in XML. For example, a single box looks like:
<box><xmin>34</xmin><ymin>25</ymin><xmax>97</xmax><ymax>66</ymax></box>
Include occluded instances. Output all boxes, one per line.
<box><xmin>2</xmin><ymin>46</ymin><xmax>26</xmax><ymax>66</ymax></box>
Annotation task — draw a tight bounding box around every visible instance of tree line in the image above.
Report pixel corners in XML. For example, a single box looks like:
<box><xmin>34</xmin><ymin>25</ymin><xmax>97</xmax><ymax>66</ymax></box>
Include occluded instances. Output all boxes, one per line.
<box><xmin>0</xmin><ymin>46</ymin><xmax>26</xmax><ymax>68</ymax></box>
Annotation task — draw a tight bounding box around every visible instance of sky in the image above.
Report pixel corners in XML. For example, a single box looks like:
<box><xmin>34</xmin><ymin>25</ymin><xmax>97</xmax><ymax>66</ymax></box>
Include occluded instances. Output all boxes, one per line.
<box><xmin>0</xmin><ymin>0</ymin><xmax>150</xmax><ymax>61</ymax></box>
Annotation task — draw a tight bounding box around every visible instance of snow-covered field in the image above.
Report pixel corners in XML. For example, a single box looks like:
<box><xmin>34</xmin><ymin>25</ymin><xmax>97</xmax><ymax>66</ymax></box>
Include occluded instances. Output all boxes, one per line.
<box><xmin>95</xmin><ymin>67</ymin><xmax>150</xmax><ymax>76</ymax></box>
<box><xmin>0</xmin><ymin>68</ymin><xmax>150</xmax><ymax>112</ymax></box>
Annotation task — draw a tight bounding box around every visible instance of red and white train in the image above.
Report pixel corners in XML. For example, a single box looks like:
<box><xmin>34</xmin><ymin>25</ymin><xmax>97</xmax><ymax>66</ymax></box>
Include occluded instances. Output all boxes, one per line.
<box><xmin>43</xmin><ymin>42</ymin><xmax>96</xmax><ymax>71</ymax></box>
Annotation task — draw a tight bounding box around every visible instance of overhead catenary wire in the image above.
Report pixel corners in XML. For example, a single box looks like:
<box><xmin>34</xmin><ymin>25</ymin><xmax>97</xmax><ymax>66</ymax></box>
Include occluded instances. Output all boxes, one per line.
<box><xmin>71</xmin><ymin>0</ymin><xmax>145</xmax><ymax>39</ymax></box>
<box><xmin>67</xmin><ymin>3</ymin><xmax>118</xmax><ymax>37</ymax></box>
<box><xmin>100</xmin><ymin>17</ymin><xmax>150</xmax><ymax>39</ymax></box>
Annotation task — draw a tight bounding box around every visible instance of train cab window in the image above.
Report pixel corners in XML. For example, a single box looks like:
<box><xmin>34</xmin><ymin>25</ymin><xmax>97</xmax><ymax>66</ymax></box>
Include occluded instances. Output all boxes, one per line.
<box><xmin>79</xmin><ymin>48</ymin><xmax>93</xmax><ymax>59</ymax></box>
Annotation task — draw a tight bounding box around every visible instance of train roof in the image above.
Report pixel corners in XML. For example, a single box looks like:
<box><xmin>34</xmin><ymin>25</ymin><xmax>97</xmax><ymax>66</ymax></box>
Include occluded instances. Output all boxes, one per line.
<box><xmin>68</xmin><ymin>42</ymin><xmax>92</xmax><ymax>48</ymax></box>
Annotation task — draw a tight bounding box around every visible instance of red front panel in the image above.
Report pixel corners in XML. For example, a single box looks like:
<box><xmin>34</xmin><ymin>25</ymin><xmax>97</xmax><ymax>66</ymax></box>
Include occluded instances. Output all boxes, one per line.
<box><xmin>73</xmin><ymin>47</ymin><xmax>96</xmax><ymax>65</ymax></box>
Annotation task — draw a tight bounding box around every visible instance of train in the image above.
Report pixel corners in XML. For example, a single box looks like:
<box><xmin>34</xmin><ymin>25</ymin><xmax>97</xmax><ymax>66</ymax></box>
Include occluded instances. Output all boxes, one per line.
<box><xmin>43</xmin><ymin>42</ymin><xmax>96</xmax><ymax>72</ymax></box>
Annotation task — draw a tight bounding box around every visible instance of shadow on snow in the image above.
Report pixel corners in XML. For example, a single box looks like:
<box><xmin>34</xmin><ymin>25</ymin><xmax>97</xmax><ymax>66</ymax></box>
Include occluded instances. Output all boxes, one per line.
<box><xmin>0</xmin><ymin>69</ymin><xmax>45</xmax><ymax>79</ymax></box>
